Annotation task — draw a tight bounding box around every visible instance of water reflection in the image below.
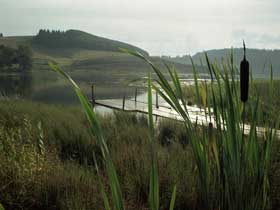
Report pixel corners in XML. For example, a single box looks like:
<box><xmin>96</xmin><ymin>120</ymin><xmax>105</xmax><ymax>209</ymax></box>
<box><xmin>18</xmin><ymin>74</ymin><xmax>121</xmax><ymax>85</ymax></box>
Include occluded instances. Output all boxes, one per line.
<box><xmin>0</xmin><ymin>73</ymin><xmax>32</xmax><ymax>97</ymax></box>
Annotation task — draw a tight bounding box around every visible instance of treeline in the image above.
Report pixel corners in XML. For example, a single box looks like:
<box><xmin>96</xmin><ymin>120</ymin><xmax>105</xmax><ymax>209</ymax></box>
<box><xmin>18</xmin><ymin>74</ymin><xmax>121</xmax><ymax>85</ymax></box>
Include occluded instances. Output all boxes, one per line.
<box><xmin>0</xmin><ymin>45</ymin><xmax>32</xmax><ymax>72</ymax></box>
<box><xmin>32</xmin><ymin>29</ymin><xmax>149</xmax><ymax>55</ymax></box>
<box><xmin>32</xmin><ymin>29</ymin><xmax>72</xmax><ymax>48</ymax></box>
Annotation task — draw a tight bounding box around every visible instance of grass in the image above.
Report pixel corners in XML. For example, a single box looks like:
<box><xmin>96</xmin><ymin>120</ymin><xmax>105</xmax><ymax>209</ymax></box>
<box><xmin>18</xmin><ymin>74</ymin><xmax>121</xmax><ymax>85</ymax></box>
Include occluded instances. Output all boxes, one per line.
<box><xmin>122</xmin><ymin>49</ymin><xmax>280</xmax><ymax>210</ymax></box>
<box><xmin>1</xmin><ymin>47</ymin><xmax>280</xmax><ymax>210</ymax></box>
<box><xmin>0</xmin><ymin>97</ymin><xmax>280</xmax><ymax>209</ymax></box>
<box><xmin>0</xmin><ymin>99</ymin><xmax>203</xmax><ymax>210</ymax></box>
<box><xmin>182</xmin><ymin>79</ymin><xmax>280</xmax><ymax>125</ymax></box>
<box><xmin>0</xmin><ymin>102</ymin><xmax>101</xmax><ymax>210</ymax></box>
<box><xmin>48</xmin><ymin>47</ymin><xmax>280</xmax><ymax>210</ymax></box>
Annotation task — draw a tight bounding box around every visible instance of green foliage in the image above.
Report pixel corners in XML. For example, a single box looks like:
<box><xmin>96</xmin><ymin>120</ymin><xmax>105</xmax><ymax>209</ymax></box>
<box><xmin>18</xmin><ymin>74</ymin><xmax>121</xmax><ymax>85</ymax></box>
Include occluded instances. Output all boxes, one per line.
<box><xmin>0</xmin><ymin>45</ymin><xmax>16</xmax><ymax>68</ymax></box>
<box><xmin>0</xmin><ymin>45</ymin><xmax>32</xmax><ymax>72</ymax></box>
<box><xmin>16</xmin><ymin>45</ymin><xmax>33</xmax><ymax>71</ymax></box>
<box><xmin>147</xmin><ymin>74</ymin><xmax>160</xmax><ymax>210</ymax></box>
<box><xmin>50</xmin><ymin>63</ymin><xmax>125</xmax><ymax>210</ymax></box>
<box><xmin>0</xmin><ymin>100</ymin><xmax>95</xmax><ymax>164</ymax></box>
<box><xmin>127</xmin><ymin>49</ymin><xmax>280</xmax><ymax>210</ymax></box>
<box><xmin>50</xmin><ymin>63</ymin><xmax>180</xmax><ymax>210</ymax></box>
<box><xmin>0</xmin><ymin>113</ymin><xmax>102</xmax><ymax>210</ymax></box>
<box><xmin>157</xmin><ymin>119</ymin><xmax>188</xmax><ymax>147</ymax></box>
<box><xmin>2</xmin><ymin>46</ymin><xmax>280</xmax><ymax>210</ymax></box>
<box><xmin>1</xmin><ymin>97</ymin><xmax>280</xmax><ymax>209</ymax></box>
<box><xmin>33</xmin><ymin>29</ymin><xmax>149</xmax><ymax>56</ymax></box>
<box><xmin>0</xmin><ymin>203</ymin><xmax>4</xmax><ymax>210</ymax></box>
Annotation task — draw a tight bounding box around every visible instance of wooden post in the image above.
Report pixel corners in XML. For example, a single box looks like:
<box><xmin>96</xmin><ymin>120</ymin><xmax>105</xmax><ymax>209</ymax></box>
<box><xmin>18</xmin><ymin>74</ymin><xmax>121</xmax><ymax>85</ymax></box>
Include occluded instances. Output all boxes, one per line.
<box><xmin>135</xmin><ymin>88</ymin><xmax>137</xmax><ymax>102</ymax></box>
<box><xmin>122</xmin><ymin>95</ymin><xmax>126</xmax><ymax>110</ymax></box>
<box><xmin>91</xmin><ymin>84</ymin><xmax>95</xmax><ymax>108</ymax></box>
<box><xmin>156</xmin><ymin>91</ymin><xmax>159</xmax><ymax>109</ymax></box>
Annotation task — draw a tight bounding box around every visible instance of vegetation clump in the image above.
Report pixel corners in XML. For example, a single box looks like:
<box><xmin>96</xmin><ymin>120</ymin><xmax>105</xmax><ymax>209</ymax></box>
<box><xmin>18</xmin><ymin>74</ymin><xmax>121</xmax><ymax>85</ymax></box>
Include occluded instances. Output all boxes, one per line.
<box><xmin>0</xmin><ymin>45</ymin><xmax>32</xmax><ymax>72</ymax></box>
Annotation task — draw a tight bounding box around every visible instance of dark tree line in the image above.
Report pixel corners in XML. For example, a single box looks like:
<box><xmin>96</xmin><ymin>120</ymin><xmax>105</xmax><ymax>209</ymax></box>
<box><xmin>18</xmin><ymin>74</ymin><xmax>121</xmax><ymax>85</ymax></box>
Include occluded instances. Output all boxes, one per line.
<box><xmin>32</xmin><ymin>29</ymin><xmax>80</xmax><ymax>48</ymax></box>
<box><xmin>0</xmin><ymin>45</ymin><xmax>32</xmax><ymax>72</ymax></box>
<box><xmin>32</xmin><ymin>29</ymin><xmax>149</xmax><ymax>55</ymax></box>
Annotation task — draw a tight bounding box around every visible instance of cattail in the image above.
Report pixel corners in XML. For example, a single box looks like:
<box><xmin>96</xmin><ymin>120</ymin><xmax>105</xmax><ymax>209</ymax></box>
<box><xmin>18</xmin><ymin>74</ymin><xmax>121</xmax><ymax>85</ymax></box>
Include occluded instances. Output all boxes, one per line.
<box><xmin>208</xmin><ymin>122</ymin><xmax>214</xmax><ymax>145</ymax></box>
<box><xmin>240</xmin><ymin>41</ymin><xmax>250</xmax><ymax>103</ymax></box>
<box><xmin>208</xmin><ymin>122</ymin><xmax>214</xmax><ymax>159</ymax></box>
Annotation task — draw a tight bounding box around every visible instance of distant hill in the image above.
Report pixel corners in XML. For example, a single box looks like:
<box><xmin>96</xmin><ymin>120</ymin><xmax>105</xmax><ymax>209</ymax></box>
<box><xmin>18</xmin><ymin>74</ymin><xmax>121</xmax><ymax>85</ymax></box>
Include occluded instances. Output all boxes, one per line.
<box><xmin>32</xmin><ymin>29</ymin><xmax>149</xmax><ymax>56</ymax></box>
<box><xmin>0</xmin><ymin>29</ymin><xmax>154</xmax><ymax>73</ymax></box>
<box><xmin>0</xmin><ymin>29</ymin><xmax>149</xmax><ymax>56</ymax></box>
<box><xmin>163</xmin><ymin>48</ymin><xmax>280</xmax><ymax>75</ymax></box>
<box><xmin>0</xmin><ymin>29</ymin><xmax>199</xmax><ymax>79</ymax></box>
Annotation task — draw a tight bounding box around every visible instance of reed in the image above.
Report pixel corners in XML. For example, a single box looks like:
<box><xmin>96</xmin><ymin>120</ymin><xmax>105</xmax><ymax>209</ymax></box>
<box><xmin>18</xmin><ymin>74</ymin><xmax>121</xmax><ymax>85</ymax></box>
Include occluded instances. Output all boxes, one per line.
<box><xmin>49</xmin><ymin>43</ymin><xmax>279</xmax><ymax>209</ymax></box>
<box><xmin>240</xmin><ymin>41</ymin><xmax>250</xmax><ymax>103</ymax></box>
<box><xmin>50</xmin><ymin>64</ymin><xmax>177</xmax><ymax>210</ymax></box>
<box><xmin>123</xmin><ymin>47</ymin><xmax>280</xmax><ymax>210</ymax></box>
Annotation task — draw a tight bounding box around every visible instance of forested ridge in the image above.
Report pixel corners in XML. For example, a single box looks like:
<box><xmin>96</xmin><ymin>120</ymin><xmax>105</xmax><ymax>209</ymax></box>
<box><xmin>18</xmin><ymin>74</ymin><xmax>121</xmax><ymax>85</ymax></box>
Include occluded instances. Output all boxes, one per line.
<box><xmin>32</xmin><ymin>29</ymin><xmax>149</xmax><ymax>56</ymax></box>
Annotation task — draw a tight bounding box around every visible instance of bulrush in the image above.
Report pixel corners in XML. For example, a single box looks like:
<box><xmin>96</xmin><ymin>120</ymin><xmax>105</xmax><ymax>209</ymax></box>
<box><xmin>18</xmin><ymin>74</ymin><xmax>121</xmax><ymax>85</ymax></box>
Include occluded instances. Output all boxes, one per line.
<box><xmin>240</xmin><ymin>41</ymin><xmax>250</xmax><ymax>103</ymax></box>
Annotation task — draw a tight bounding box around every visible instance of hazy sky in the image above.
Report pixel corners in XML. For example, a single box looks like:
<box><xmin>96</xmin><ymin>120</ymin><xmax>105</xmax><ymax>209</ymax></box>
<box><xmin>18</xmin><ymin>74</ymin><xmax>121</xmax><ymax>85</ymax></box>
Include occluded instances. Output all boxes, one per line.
<box><xmin>1</xmin><ymin>0</ymin><xmax>279</xmax><ymax>55</ymax></box>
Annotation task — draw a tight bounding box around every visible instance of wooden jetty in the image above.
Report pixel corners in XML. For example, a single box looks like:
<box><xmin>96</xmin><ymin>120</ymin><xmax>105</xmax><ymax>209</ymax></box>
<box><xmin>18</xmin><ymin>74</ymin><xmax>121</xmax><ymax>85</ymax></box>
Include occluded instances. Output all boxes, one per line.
<box><xmin>90</xmin><ymin>85</ymin><xmax>280</xmax><ymax>138</ymax></box>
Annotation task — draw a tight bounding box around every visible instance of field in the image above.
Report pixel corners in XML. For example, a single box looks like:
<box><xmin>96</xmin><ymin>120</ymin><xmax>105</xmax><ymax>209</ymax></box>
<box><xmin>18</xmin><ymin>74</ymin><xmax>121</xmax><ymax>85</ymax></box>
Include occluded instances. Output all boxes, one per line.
<box><xmin>1</xmin><ymin>31</ymin><xmax>280</xmax><ymax>210</ymax></box>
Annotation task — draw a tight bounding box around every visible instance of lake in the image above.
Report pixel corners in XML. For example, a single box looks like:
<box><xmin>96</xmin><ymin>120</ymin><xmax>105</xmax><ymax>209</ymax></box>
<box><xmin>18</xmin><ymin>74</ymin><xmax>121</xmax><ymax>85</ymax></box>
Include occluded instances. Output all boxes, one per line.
<box><xmin>0</xmin><ymin>72</ymin><xmax>146</xmax><ymax>105</ymax></box>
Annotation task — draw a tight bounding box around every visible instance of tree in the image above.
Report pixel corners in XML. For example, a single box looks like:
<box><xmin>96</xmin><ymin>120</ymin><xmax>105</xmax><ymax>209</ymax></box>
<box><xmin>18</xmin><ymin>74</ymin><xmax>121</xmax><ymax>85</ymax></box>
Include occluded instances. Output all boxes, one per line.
<box><xmin>0</xmin><ymin>45</ymin><xmax>16</xmax><ymax>68</ymax></box>
<box><xmin>16</xmin><ymin>45</ymin><xmax>33</xmax><ymax>72</ymax></box>
<box><xmin>0</xmin><ymin>45</ymin><xmax>33</xmax><ymax>72</ymax></box>
<box><xmin>0</xmin><ymin>33</ymin><xmax>3</xmax><ymax>37</ymax></box>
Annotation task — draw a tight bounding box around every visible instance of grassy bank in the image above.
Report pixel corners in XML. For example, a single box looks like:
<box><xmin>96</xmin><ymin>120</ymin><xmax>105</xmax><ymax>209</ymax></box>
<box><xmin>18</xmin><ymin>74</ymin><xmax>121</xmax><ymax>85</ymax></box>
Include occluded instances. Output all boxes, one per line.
<box><xmin>0</xmin><ymin>99</ymin><xmax>199</xmax><ymax>210</ymax></box>
<box><xmin>0</xmin><ymin>99</ymin><xmax>280</xmax><ymax>210</ymax></box>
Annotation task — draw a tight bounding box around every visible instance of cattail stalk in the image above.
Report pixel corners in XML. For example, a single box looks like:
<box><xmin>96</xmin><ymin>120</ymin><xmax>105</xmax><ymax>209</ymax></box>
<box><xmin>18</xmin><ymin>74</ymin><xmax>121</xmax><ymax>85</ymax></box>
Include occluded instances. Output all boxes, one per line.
<box><xmin>240</xmin><ymin>41</ymin><xmax>249</xmax><ymax>163</ymax></box>
<box><xmin>240</xmin><ymin>41</ymin><xmax>250</xmax><ymax>103</ymax></box>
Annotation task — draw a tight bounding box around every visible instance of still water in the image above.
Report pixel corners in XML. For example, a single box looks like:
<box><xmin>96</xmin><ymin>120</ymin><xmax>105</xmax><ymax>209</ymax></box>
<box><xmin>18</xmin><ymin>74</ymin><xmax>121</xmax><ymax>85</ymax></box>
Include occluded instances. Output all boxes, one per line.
<box><xmin>0</xmin><ymin>72</ymin><xmax>144</xmax><ymax>105</ymax></box>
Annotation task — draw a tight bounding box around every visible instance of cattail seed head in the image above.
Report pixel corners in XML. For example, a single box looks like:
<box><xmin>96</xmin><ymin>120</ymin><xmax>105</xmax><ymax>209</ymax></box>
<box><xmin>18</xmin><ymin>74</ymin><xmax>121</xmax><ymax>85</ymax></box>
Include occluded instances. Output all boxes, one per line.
<box><xmin>240</xmin><ymin>41</ymin><xmax>250</xmax><ymax>103</ymax></box>
<box><xmin>208</xmin><ymin>122</ymin><xmax>214</xmax><ymax>144</ymax></box>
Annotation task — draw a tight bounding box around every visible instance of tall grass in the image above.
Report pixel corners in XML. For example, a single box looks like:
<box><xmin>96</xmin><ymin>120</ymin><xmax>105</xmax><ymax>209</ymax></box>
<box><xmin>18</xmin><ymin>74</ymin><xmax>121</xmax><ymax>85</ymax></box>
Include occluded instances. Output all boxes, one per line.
<box><xmin>122</xmin><ymin>48</ymin><xmax>280</xmax><ymax>210</ymax></box>
<box><xmin>50</xmin><ymin>45</ymin><xmax>279</xmax><ymax>210</ymax></box>
<box><xmin>50</xmin><ymin>64</ymin><xmax>176</xmax><ymax>210</ymax></box>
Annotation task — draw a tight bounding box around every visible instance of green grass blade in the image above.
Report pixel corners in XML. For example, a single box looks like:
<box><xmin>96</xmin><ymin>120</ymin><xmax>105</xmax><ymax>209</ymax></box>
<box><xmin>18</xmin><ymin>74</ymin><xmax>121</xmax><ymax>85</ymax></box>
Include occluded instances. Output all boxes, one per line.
<box><xmin>50</xmin><ymin>63</ymin><xmax>124</xmax><ymax>210</ymax></box>
<box><xmin>190</xmin><ymin>56</ymin><xmax>200</xmax><ymax>105</ymax></box>
<box><xmin>148</xmin><ymin>73</ymin><xmax>159</xmax><ymax>210</ymax></box>
<box><xmin>93</xmin><ymin>154</ymin><xmax>112</xmax><ymax>210</ymax></box>
<box><xmin>49</xmin><ymin>62</ymin><xmax>107</xmax><ymax>155</ymax></box>
<box><xmin>0</xmin><ymin>203</ymin><xmax>5</xmax><ymax>210</ymax></box>
<box><xmin>169</xmin><ymin>185</ymin><xmax>177</xmax><ymax>210</ymax></box>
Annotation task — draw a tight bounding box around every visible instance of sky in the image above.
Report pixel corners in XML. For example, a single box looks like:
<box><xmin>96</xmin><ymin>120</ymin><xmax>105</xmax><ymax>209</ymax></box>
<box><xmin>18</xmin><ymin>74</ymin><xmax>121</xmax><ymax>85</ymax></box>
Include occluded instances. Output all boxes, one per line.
<box><xmin>1</xmin><ymin>0</ymin><xmax>280</xmax><ymax>56</ymax></box>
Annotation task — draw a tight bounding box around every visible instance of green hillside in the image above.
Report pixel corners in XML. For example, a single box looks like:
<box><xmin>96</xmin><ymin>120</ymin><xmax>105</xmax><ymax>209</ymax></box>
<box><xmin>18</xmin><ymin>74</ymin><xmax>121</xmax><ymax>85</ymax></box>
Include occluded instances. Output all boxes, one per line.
<box><xmin>162</xmin><ymin>48</ymin><xmax>280</xmax><ymax>76</ymax></box>
<box><xmin>32</xmin><ymin>29</ymin><xmax>149</xmax><ymax>56</ymax></box>
<box><xmin>0</xmin><ymin>29</ymin><xmax>197</xmax><ymax>76</ymax></box>
<box><xmin>0</xmin><ymin>29</ymin><xmax>199</xmax><ymax>103</ymax></box>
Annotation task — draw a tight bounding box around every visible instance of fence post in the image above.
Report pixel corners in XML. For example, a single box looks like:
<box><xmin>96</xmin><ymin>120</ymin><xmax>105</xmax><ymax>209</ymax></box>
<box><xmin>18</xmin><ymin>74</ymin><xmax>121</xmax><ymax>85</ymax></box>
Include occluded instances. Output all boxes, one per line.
<box><xmin>122</xmin><ymin>95</ymin><xmax>126</xmax><ymax>110</ymax></box>
<box><xmin>91</xmin><ymin>84</ymin><xmax>95</xmax><ymax>108</ymax></box>
<box><xmin>135</xmin><ymin>88</ymin><xmax>137</xmax><ymax>102</ymax></box>
<box><xmin>156</xmin><ymin>91</ymin><xmax>159</xmax><ymax>109</ymax></box>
